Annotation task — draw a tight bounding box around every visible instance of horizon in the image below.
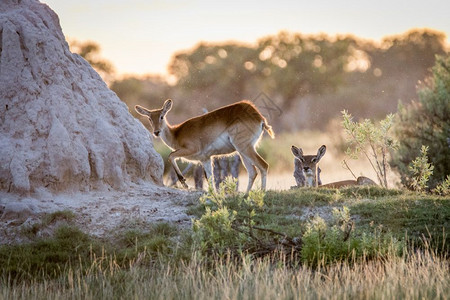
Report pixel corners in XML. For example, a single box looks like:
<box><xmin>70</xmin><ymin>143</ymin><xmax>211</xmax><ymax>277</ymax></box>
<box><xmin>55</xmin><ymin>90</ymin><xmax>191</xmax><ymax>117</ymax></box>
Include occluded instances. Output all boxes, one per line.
<box><xmin>43</xmin><ymin>0</ymin><xmax>449</xmax><ymax>77</ymax></box>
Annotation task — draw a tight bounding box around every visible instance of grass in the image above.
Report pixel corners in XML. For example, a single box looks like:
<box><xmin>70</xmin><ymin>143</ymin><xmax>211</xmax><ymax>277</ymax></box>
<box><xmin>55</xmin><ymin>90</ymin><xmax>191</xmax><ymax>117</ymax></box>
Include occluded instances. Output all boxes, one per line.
<box><xmin>350</xmin><ymin>193</ymin><xmax>450</xmax><ymax>252</ymax></box>
<box><xmin>0</xmin><ymin>187</ymin><xmax>449</xmax><ymax>298</ymax></box>
<box><xmin>0</xmin><ymin>250</ymin><xmax>448</xmax><ymax>299</ymax></box>
<box><xmin>20</xmin><ymin>210</ymin><xmax>76</xmax><ymax>238</ymax></box>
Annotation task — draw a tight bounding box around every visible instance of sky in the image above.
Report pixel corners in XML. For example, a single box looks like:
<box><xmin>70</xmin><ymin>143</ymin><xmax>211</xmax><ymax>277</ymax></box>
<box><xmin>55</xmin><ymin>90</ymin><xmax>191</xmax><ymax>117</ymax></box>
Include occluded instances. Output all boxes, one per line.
<box><xmin>43</xmin><ymin>0</ymin><xmax>449</xmax><ymax>77</ymax></box>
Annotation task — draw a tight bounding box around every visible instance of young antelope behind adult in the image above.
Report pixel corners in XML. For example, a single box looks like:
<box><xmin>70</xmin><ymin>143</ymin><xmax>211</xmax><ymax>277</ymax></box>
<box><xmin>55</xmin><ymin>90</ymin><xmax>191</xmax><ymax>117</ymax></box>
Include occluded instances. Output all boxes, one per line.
<box><xmin>135</xmin><ymin>99</ymin><xmax>274</xmax><ymax>192</ymax></box>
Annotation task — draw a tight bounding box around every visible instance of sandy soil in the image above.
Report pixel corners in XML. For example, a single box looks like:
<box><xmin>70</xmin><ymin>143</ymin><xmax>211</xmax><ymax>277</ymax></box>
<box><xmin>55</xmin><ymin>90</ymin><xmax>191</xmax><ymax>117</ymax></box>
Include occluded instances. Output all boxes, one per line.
<box><xmin>0</xmin><ymin>183</ymin><xmax>200</xmax><ymax>245</ymax></box>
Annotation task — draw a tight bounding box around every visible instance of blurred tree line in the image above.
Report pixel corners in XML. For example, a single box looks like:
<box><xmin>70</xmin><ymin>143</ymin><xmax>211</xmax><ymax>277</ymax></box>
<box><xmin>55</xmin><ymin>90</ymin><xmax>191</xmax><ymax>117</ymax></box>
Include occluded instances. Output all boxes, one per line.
<box><xmin>73</xmin><ymin>29</ymin><xmax>447</xmax><ymax>132</ymax></box>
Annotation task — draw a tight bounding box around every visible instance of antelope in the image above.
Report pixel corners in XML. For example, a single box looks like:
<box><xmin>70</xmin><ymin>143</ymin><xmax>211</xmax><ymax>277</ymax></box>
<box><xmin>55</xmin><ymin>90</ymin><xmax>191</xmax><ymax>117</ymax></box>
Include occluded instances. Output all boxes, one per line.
<box><xmin>135</xmin><ymin>99</ymin><xmax>275</xmax><ymax>192</ymax></box>
<box><xmin>291</xmin><ymin>145</ymin><xmax>326</xmax><ymax>187</ymax></box>
<box><xmin>291</xmin><ymin>144</ymin><xmax>377</xmax><ymax>188</ymax></box>
<box><xmin>320</xmin><ymin>176</ymin><xmax>376</xmax><ymax>188</ymax></box>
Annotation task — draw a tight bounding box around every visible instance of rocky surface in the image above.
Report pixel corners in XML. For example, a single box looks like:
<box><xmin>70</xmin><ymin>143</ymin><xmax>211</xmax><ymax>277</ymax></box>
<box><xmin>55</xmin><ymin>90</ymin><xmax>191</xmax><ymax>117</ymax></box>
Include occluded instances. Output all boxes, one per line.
<box><xmin>0</xmin><ymin>0</ymin><xmax>164</xmax><ymax>194</ymax></box>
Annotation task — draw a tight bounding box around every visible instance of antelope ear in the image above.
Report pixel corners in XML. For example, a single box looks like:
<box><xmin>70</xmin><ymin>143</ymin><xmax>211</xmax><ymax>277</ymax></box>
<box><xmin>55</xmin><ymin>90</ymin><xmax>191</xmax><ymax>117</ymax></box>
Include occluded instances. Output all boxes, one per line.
<box><xmin>135</xmin><ymin>105</ymin><xmax>151</xmax><ymax>116</ymax></box>
<box><xmin>162</xmin><ymin>99</ymin><xmax>173</xmax><ymax>115</ymax></box>
<box><xmin>291</xmin><ymin>145</ymin><xmax>304</xmax><ymax>159</ymax></box>
<box><xmin>312</xmin><ymin>145</ymin><xmax>326</xmax><ymax>163</ymax></box>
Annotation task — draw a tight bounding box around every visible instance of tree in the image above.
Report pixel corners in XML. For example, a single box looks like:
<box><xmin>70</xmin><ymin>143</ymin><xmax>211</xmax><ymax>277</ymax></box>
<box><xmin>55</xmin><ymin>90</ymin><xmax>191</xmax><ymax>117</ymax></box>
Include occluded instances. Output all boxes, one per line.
<box><xmin>110</xmin><ymin>75</ymin><xmax>169</xmax><ymax>113</ymax></box>
<box><xmin>391</xmin><ymin>55</ymin><xmax>450</xmax><ymax>189</ymax></box>
<box><xmin>69</xmin><ymin>40</ymin><xmax>115</xmax><ymax>82</ymax></box>
<box><xmin>256</xmin><ymin>32</ymin><xmax>358</xmax><ymax>110</ymax></box>
<box><xmin>168</xmin><ymin>43</ymin><xmax>260</xmax><ymax>102</ymax></box>
<box><xmin>342</xmin><ymin>111</ymin><xmax>397</xmax><ymax>188</ymax></box>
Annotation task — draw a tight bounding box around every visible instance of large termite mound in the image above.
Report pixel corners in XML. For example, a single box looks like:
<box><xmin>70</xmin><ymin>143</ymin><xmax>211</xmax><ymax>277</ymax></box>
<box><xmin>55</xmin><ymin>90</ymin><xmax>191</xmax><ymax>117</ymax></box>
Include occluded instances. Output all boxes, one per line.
<box><xmin>0</xmin><ymin>0</ymin><xmax>164</xmax><ymax>194</ymax></box>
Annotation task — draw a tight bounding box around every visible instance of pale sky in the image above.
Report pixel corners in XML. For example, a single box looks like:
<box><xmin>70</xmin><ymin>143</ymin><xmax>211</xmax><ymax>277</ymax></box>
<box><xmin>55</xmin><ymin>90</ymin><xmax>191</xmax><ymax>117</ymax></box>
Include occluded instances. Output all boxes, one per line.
<box><xmin>43</xmin><ymin>0</ymin><xmax>449</xmax><ymax>77</ymax></box>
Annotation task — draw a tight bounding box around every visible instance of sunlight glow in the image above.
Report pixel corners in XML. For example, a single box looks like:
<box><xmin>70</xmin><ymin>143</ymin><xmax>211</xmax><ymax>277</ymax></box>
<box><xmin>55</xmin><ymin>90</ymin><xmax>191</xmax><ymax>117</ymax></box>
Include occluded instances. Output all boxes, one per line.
<box><xmin>43</xmin><ymin>0</ymin><xmax>449</xmax><ymax>76</ymax></box>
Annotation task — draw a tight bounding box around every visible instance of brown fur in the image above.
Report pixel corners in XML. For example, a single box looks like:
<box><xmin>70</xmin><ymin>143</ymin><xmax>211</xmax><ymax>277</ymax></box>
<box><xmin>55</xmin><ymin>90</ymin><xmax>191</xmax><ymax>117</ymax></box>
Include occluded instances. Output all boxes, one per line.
<box><xmin>320</xmin><ymin>176</ymin><xmax>377</xmax><ymax>188</ymax></box>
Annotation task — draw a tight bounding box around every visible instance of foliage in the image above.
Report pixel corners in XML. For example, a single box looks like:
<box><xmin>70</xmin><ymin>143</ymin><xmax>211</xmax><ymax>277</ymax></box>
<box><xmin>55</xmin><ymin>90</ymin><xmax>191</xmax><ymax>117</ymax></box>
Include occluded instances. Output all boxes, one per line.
<box><xmin>350</xmin><ymin>194</ymin><xmax>450</xmax><ymax>253</ymax></box>
<box><xmin>192</xmin><ymin>177</ymin><xmax>265</xmax><ymax>253</ymax></box>
<box><xmin>114</xmin><ymin>29</ymin><xmax>446</xmax><ymax>132</ymax></box>
<box><xmin>341</xmin><ymin>110</ymin><xmax>398</xmax><ymax>187</ymax></box>
<box><xmin>0</xmin><ymin>226</ymin><xmax>97</xmax><ymax>280</ymax></box>
<box><xmin>110</xmin><ymin>75</ymin><xmax>170</xmax><ymax>113</ymax></box>
<box><xmin>69</xmin><ymin>39</ymin><xmax>115</xmax><ymax>82</ymax></box>
<box><xmin>191</xmin><ymin>179</ymin><xmax>407</xmax><ymax>265</ymax></box>
<box><xmin>301</xmin><ymin>207</ymin><xmax>403</xmax><ymax>265</ymax></box>
<box><xmin>255</xmin><ymin>32</ymin><xmax>357</xmax><ymax>108</ymax></box>
<box><xmin>391</xmin><ymin>54</ymin><xmax>450</xmax><ymax>189</ymax></box>
<box><xmin>433</xmin><ymin>175</ymin><xmax>450</xmax><ymax>196</ymax></box>
<box><xmin>407</xmin><ymin>145</ymin><xmax>434</xmax><ymax>192</ymax></box>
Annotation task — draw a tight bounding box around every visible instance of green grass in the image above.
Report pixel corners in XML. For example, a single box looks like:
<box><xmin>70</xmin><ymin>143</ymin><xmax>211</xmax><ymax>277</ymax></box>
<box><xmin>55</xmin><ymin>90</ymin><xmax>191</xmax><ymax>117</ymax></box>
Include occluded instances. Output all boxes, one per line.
<box><xmin>0</xmin><ymin>225</ymin><xmax>97</xmax><ymax>280</ymax></box>
<box><xmin>0</xmin><ymin>222</ymin><xmax>182</xmax><ymax>281</ymax></box>
<box><xmin>350</xmin><ymin>193</ymin><xmax>450</xmax><ymax>252</ymax></box>
<box><xmin>20</xmin><ymin>210</ymin><xmax>76</xmax><ymax>238</ymax></box>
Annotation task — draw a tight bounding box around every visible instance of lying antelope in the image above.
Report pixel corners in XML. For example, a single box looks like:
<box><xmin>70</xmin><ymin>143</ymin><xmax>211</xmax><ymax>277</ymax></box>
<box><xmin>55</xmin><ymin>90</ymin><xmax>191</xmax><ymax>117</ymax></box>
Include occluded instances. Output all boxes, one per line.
<box><xmin>135</xmin><ymin>99</ymin><xmax>274</xmax><ymax>192</ymax></box>
<box><xmin>291</xmin><ymin>145</ymin><xmax>376</xmax><ymax>188</ymax></box>
<box><xmin>320</xmin><ymin>176</ymin><xmax>376</xmax><ymax>188</ymax></box>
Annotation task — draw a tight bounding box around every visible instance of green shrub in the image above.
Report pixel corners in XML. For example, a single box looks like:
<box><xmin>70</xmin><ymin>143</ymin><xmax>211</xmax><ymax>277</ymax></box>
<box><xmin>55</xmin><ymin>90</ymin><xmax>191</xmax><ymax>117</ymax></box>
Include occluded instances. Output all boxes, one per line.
<box><xmin>192</xmin><ymin>178</ymin><xmax>262</xmax><ymax>253</ymax></box>
<box><xmin>433</xmin><ymin>175</ymin><xmax>450</xmax><ymax>196</ymax></box>
<box><xmin>408</xmin><ymin>145</ymin><xmax>434</xmax><ymax>192</ymax></box>
<box><xmin>392</xmin><ymin>55</ymin><xmax>450</xmax><ymax>189</ymax></box>
<box><xmin>341</xmin><ymin>110</ymin><xmax>398</xmax><ymax>188</ymax></box>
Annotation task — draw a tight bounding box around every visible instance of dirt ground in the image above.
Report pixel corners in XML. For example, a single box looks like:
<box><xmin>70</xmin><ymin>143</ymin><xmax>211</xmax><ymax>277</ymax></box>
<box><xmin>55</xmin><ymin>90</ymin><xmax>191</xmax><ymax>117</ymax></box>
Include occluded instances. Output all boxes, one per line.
<box><xmin>0</xmin><ymin>183</ymin><xmax>199</xmax><ymax>245</ymax></box>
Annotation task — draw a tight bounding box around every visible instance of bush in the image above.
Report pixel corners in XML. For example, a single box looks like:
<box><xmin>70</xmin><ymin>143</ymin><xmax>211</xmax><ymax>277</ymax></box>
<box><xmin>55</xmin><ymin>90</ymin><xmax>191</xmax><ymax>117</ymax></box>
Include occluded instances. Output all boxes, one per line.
<box><xmin>341</xmin><ymin>110</ymin><xmax>398</xmax><ymax>188</ymax></box>
<box><xmin>192</xmin><ymin>178</ymin><xmax>404</xmax><ymax>263</ymax></box>
<box><xmin>192</xmin><ymin>178</ymin><xmax>263</xmax><ymax>253</ymax></box>
<box><xmin>392</xmin><ymin>55</ymin><xmax>450</xmax><ymax>189</ymax></box>
<box><xmin>301</xmin><ymin>207</ymin><xmax>403</xmax><ymax>265</ymax></box>
<box><xmin>433</xmin><ymin>175</ymin><xmax>450</xmax><ymax>196</ymax></box>
<box><xmin>408</xmin><ymin>145</ymin><xmax>434</xmax><ymax>192</ymax></box>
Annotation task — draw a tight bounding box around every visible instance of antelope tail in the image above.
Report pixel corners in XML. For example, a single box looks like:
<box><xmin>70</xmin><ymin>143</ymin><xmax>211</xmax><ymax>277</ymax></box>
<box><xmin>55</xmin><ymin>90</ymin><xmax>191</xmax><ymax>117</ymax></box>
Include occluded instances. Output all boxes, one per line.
<box><xmin>263</xmin><ymin>122</ymin><xmax>275</xmax><ymax>139</ymax></box>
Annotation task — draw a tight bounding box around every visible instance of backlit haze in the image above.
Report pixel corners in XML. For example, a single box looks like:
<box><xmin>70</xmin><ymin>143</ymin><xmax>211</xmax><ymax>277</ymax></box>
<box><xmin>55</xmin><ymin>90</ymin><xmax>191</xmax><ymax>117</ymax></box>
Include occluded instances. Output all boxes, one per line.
<box><xmin>43</xmin><ymin>0</ymin><xmax>449</xmax><ymax>77</ymax></box>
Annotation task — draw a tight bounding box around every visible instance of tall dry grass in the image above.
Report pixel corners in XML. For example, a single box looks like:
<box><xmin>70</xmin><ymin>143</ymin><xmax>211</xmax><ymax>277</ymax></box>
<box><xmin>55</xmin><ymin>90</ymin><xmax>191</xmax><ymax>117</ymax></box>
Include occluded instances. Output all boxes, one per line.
<box><xmin>2</xmin><ymin>250</ymin><xmax>448</xmax><ymax>299</ymax></box>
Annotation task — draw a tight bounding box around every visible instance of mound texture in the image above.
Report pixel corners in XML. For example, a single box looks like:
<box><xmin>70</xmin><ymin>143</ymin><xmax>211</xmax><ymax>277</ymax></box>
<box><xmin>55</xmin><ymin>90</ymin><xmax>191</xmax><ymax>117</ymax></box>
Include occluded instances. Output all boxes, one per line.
<box><xmin>0</xmin><ymin>0</ymin><xmax>164</xmax><ymax>194</ymax></box>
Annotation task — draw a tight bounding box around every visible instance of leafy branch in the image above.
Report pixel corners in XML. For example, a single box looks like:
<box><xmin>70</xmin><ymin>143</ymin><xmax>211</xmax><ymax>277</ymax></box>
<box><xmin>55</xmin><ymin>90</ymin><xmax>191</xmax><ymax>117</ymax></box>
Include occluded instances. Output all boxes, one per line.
<box><xmin>341</xmin><ymin>110</ymin><xmax>398</xmax><ymax>188</ymax></box>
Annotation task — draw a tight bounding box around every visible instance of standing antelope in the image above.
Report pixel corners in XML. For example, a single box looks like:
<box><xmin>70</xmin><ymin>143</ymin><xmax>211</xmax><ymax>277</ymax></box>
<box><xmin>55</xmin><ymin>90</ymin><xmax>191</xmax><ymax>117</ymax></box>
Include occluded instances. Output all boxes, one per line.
<box><xmin>291</xmin><ymin>144</ymin><xmax>377</xmax><ymax>188</ymax></box>
<box><xmin>135</xmin><ymin>99</ymin><xmax>275</xmax><ymax>192</ymax></box>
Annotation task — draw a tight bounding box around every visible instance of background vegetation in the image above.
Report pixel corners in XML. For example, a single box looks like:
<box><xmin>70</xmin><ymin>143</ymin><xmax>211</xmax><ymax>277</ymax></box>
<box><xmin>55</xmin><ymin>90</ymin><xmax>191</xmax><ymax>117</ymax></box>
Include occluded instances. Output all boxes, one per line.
<box><xmin>392</xmin><ymin>55</ymin><xmax>450</xmax><ymax>189</ymax></box>
<box><xmin>72</xmin><ymin>29</ymin><xmax>449</xmax><ymax>190</ymax></box>
<box><xmin>105</xmin><ymin>29</ymin><xmax>447</xmax><ymax>132</ymax></box>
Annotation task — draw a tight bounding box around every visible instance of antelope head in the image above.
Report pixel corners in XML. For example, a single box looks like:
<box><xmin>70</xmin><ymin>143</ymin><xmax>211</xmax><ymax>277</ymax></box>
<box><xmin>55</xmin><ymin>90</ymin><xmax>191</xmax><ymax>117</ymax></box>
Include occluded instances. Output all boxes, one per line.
<box><xmin>291</xmin><ymin>145</ymin><xmax>326</xmax><ymax>187</ymax></box>
<box><xmin>135</xmin><ymin>99</ymin><xmax>173</xmax><ymax>137</ymax></box>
